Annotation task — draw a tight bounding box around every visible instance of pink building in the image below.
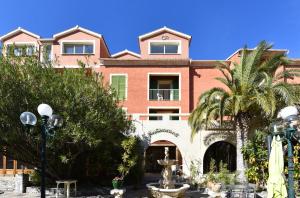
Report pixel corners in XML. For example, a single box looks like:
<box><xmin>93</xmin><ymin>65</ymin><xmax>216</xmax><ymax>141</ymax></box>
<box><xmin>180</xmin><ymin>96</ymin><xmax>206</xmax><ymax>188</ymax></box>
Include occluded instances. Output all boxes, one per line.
<box><xmin>1</xmin><ymin>26</ymin><xmax>299</xmax><ymax>175</ymax></box>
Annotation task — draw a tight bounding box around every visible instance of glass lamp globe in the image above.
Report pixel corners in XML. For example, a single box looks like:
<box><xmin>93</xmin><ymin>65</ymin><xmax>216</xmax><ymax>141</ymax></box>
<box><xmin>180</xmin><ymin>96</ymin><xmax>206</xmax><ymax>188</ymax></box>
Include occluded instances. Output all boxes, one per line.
<box><xmin>20</xmin><ymin>112</ymin><xmax>37</xmax><ymax>126</ymax></box>
<box><xmin>48</xmin><ymin>114</ymin><xmax>63</xmax><ymax>128</ymax></box>
<box><xmin>278</xmin><ymin>106</ymin><xmax>299</xmax><ymax>120</ymax></box>
<box><xmin>37</xmin><ymin>103</ymin><xmax>53</xmax><ymax>117</ymax></box>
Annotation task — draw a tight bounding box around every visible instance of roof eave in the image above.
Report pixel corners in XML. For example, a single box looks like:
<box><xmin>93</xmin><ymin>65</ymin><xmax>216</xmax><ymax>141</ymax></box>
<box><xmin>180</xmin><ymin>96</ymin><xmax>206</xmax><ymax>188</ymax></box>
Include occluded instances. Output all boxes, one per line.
<box><xmin>0</xmin><ymin>27</ymin><xmax>40</xmax><ymax>41</ymax></box>
<box><xmin>138</xmin><ymin>26</ymin><xmax>191</xmax><ymax>41</ymax></box>
<box><xmin>53</xmin><ymin>25</ymin><xmax>102</xmax><ymax>39</ymax></box>
<box><xmin>111</xmin><ymin>49</ymin><xmax>141</xmax><ymax>58</ymax></box>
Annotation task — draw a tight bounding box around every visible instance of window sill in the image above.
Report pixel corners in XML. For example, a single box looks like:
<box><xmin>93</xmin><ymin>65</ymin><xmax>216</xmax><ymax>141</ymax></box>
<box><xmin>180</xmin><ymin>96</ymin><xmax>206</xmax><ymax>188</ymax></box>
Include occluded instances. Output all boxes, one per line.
<box><xmin>149</xmin><ymin>53</ymin><xmax>181</xmax><ymax>55</ymax></box>
<box><xmin>61</xmin><ymin>53</ymin><xmax>95</xmax><ymax>55</ymax></box>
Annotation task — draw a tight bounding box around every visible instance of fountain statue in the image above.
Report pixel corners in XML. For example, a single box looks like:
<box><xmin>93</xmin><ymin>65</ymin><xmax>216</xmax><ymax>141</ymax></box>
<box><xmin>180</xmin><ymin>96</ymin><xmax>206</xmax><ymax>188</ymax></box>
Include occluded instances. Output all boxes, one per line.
<box><xmin>146</xmin><ymin>147</ymin><xmax>190</xmax><ymax>198</ymax></box>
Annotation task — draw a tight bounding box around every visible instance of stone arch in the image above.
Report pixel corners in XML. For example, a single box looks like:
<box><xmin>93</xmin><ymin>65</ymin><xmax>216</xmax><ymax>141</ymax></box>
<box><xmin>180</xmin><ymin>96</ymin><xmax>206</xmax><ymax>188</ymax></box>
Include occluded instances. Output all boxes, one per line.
<box><xmin>203</xmin><ymin>141</ymin><xmax>236</xmax><ymax>173</ymax></box>
<box><xmin>144</xmin><ymin>140</ymin><xmax>183</xmax><ymax>173</ymax></box>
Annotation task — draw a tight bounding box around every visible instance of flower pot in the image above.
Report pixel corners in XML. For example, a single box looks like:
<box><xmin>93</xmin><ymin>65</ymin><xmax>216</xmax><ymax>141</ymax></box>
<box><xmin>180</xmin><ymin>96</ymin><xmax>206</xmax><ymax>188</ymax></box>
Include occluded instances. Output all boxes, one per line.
<box><xmin>211</xmin><ymin>182</ymin><xmax>222</xmax><ymax>192</ymax></box>
<box><xmin>207</xmin><ymin>181</ymin><xmax>214</xmax><ymax>190</ymax></box>
<box><xmin>112</xmin><ymin>180</ymin><xmax>123</xmax><ymax>189</ymax></box>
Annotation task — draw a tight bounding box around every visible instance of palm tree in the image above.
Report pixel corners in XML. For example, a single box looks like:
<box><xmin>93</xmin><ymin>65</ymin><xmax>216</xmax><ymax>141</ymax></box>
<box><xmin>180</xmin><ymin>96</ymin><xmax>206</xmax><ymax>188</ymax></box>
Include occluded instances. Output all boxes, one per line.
<box><xmin>189</xmin><ymin>41</ymin><xmax>300</xmax><ymax>183</ymax></box>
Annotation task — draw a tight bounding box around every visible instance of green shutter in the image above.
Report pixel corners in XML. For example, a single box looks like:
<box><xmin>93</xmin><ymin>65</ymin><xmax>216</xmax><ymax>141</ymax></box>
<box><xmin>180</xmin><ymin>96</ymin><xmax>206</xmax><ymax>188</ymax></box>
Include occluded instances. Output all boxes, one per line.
<box><xmin>172</xmin><ymin>78</ymin><xmax>179</xmax><ymax>89</ymax></box>
<box><xmin>150</xmin><ymin>79</ymin><xmax>158</xmax><ymax>89</ymax></box>
<box><xmin>172</xmin><ymin>79</ymin><xmax>179</xmax><ymax>100</ymax></box>
<box><xmin>118</xmin><ymin>76</ymin><xmax>126</xmax><ymax>100</ymax></box>
<box><xmin>173</xmin><ymin>89</ymin><xmax>179</xmax><ymax>100</ymax></box>
<box><xmin>111</xmin><ymin>75</ymin><xmax>126</xmax><ymax>100</ymax></box>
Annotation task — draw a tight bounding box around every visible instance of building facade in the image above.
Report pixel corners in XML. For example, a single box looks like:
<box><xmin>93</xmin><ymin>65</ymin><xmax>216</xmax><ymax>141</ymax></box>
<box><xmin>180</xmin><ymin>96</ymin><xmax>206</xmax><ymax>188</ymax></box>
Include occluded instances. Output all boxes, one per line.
<box><xmin>1</xmin><ymin>26</ymin><xmax>300</xmax><ymax>176</ymax></box>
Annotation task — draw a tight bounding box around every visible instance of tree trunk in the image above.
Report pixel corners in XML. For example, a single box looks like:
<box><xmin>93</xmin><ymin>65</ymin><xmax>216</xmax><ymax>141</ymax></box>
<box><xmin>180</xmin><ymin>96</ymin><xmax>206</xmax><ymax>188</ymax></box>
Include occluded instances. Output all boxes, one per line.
<box><xmin>236</xmin><ymin>113</ymin><xmax>249</xmax><ymax>184</ymax></box>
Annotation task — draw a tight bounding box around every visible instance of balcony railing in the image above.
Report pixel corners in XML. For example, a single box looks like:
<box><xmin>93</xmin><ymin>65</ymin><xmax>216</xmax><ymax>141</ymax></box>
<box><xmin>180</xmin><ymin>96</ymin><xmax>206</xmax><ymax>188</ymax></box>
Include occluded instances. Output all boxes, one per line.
<box><xmin>149</xmin><ymin>89</ymin><xmax>179</xmax><ymax>101</ymax></box>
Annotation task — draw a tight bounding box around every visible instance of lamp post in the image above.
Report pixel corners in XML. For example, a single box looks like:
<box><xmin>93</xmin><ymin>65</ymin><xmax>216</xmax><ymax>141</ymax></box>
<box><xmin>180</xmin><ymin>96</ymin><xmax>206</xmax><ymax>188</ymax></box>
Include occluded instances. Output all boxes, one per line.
<box><xmin>20</xmin><ymin>103</ymin><xmax>63</xmax><ymax>198</ymax></box>
<box><xmin>270</xmin><ymin>106</ymin><xmax>300</xmax><ymax>198</ymax></box>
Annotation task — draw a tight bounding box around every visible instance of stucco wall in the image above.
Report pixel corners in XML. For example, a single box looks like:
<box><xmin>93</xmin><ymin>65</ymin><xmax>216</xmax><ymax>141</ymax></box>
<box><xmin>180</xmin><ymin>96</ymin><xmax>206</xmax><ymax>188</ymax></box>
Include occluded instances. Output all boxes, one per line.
<box><xmin>52</xmin><ymin>30</ymin><xmax>101</xmax><ymax>66</ymax></box>
<box><xmin>99</xmin><ymin>65</ymin><xmax>190</xmax><ymax>114</ymax></box>
<box><xmin>139</xmin><ymin>32</ymin><xmax>189</xmax><ymax>59</ymax></box>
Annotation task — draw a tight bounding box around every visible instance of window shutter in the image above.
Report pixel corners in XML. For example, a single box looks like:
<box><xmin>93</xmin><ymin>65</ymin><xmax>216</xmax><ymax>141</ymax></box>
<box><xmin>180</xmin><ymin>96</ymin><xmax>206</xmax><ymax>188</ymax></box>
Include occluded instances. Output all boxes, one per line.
<box><xmin>118</xmin><ymin>76</ymin><xmax>126</xmax><ymax>100</ymax></box>
<box><xmin>111</xmin><ymin>75</ymin><xmax>126</xmax><ymax>100</ymax></box>
<box><xmin>173</xmin><ymin>89</ymin><xmax>179</xmax><ymax>100</ymax></box>
<box><xmin>172</xmin><ymin>79</ymin><xmax>179</xmax><ymax>100</ymax></box>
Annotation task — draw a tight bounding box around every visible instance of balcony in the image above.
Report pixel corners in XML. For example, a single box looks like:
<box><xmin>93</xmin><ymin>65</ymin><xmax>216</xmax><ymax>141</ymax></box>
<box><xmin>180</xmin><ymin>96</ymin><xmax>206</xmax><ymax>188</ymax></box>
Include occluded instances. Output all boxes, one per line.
<box><xmin>149</xmin><ymin>89</ymin><xmax>179</xmax><ymax>101</ymax></box>
<box><xmin>148</xmin><ymin>74</ymin><xmax>180</xmax><ymax>101</ymax></box>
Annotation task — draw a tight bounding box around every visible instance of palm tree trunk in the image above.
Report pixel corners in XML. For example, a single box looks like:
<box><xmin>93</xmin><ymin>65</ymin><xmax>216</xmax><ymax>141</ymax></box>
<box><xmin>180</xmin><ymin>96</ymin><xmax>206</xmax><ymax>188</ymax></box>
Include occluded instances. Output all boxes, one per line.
<box><xmin>236</xmin><ymin>113</ymin><xmax>249</xmax><ymax>184</ymax></box>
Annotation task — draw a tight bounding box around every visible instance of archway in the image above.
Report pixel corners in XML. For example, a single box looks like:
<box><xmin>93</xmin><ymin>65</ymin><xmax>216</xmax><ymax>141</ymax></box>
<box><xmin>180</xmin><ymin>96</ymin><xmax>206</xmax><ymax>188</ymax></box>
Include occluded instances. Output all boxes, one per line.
<box><xmin>145</xmin><ymin>140</ymin><xmax>182</xmax><ymax>173</ymax></box>
<box><xmin>203</xmin><ymin>141</ymin><xmax>236</xmax><ymax>173</ymax></box>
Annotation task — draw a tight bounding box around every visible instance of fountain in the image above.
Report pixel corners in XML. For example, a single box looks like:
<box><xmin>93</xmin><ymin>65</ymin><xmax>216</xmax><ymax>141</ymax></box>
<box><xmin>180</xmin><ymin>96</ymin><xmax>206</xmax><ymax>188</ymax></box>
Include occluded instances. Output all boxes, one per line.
<box><xmin>146</xmin><ymin>147</ymin><xmax>190</xmax><ymax>198</ymax></box>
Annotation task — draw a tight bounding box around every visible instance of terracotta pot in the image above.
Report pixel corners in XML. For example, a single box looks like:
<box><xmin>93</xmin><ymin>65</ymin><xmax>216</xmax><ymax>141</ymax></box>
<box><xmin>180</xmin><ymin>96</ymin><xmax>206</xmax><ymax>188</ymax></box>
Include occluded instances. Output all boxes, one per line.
<box><xmin>207</xmin><ymin>181</ymin><xmax>214</xmax><ymax>190</ymax></box>
<box><xmin>211</xmin><ymin>182</ymin><xmax>222</xmax><ymax>192</ymax></box>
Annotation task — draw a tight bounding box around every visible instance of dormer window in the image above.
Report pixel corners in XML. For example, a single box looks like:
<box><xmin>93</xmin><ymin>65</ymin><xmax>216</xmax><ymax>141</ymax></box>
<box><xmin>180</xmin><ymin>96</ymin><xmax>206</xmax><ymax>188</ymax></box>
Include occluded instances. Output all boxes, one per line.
<box><xmin>61</xmin><ymin>41</ymin><xmax>94</xmax><ymax>55</ymax></box>
<box><xmin>149</xmin><ymin>41</ymin><xmax>181</xmax><ymax>54</ymax></box>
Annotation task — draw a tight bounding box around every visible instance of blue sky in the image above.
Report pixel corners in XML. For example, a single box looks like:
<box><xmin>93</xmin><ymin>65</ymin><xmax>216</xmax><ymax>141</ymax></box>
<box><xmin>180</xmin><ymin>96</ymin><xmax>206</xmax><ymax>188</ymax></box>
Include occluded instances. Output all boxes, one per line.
<box><xmin>1</xmin><ymin>0</ymin><xmax>300</xmax><ymax>59</ymax></box>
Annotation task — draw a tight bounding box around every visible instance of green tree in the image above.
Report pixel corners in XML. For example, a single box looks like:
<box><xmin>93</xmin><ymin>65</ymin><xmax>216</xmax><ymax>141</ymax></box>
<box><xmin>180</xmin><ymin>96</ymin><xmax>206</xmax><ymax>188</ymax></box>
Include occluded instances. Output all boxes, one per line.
<box><xmin>118</xmin><ymin>136</ymin><xmax>144</xmax><ymax>186</ymax></box>
<box><xmin>189</xmin><ymin>41</ymin><xmax>300</xmax><ymax>183</ymax></box>
<box><xmin>242</xmin><ymin>130</ymin><xmax>269</xmax><ymax>188</ymax></box>
<box><xmin>0</xmin><ymin>52</ymin><xmax>133</xmax><ymax>182</ymax></box>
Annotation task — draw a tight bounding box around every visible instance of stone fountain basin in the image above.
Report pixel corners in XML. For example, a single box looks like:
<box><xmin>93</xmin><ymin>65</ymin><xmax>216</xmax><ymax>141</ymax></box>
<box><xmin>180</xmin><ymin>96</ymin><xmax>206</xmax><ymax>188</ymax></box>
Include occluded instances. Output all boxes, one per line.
<box><xmin>146</xmin><ymin>183</ymin><xmax>190</xmax><ymax>198</ymax></box>
<box><xmin>157</xmin><ymin>159</ymin><xmax>177</xmax><ymax>166</ymax></box>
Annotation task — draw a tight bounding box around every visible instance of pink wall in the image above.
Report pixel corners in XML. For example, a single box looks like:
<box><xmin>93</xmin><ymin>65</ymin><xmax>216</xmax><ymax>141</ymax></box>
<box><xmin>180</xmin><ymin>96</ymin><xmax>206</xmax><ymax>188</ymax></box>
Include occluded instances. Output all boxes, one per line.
<box><xmin>2</xmin><ymin>32</ymin><xmax>39</xmax><ymax>54</ymax></box>
<box><xmin>139</xmin><ymin>32</ymin><xmax>189</xmax><ymax>59</ymax></box>
<box><xmin>100</xmin><ymin>39</ymin><xmax>110</xmax><ymax>58</ymax></box>
<box><xmin>3</xmin><ymin>32</ymin><xmax>39</xmax><ymax>44</ymax></box>
<box><xmin>52</xmin><ymin>30</ymin><xmax>102</xmax><ymax>66</ymax></box>
<box><xmin>98</xmin><ymin>65</ymin><xmax>190</xmax><ymax>114</ymax></box>
<box><xmin>190</xmin><ymin>67</ymin><xmax>225</xmax><ymax>110</ymax></box>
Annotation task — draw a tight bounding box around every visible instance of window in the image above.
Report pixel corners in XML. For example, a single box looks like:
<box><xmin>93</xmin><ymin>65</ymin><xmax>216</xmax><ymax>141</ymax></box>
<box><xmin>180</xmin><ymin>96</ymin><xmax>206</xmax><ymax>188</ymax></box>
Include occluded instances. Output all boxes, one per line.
<box><xmin>111</xmin><ymin>75</ymin><xmax>127</xmax><ymax>100</ymax></box>
<box><xmin>150</xmin><ymin>42</ymin><xmax>180</xmax><ymax>54</ymax></box>
<box><xmin>7</xmin><ymin>45</ymin><xmax>35</xmax><ymax>56</ymax></box>
<box><xmin>42</xmin><ymin>45</ymin><xmax>52</xmax><ymax>62</ymax></box>
<box><xmin>63</xmin><ymin>43</ymin><xmax>94</xmax><ymax>54</ymax></box>
<box><xmin>149</xmin><ymin>108</ymin><xmax>179</xmax><ymax>120</ymax></box>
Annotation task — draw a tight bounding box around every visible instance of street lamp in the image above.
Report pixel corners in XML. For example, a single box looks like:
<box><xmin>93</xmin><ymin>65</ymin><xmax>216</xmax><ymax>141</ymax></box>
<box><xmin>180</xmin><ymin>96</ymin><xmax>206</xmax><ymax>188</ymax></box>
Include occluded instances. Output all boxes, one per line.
<box><xmin>20</xmin><ymin>103</ymin><xmax>63</xmax><ymax>198</ymax></box>
<box><xmin>270</xmin><ymin>105</ymin><xmax>300</xmax><ymax>198</ymax></box>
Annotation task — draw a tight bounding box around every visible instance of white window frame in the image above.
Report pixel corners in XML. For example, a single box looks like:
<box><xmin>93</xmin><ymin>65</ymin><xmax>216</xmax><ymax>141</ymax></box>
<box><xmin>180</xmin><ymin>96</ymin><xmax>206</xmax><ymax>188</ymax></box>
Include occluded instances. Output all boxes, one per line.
<box><xmin>147</xmin><ymin>106</ymin><xmax>181</xmax><ymax>121</ymax></box>
<box><xmin>60</xmin><ymin>40</ymin><xmax>95</xmax><ymax>55</ymax></box>
<box><xmin>147</xmin><ymin>73</ymin><xmax>181</xmax><ymax>101</ymax></box>
<box><xmin>148</xmin><ymin>40</ymin><xmax>182</xmax><ymax>55</ymax></box>
<box><xmin>40</xmin><ymin>44</ymin><xmax>53</xmax><ymax>62</ymax></box>
<box><xmin>5</xmin><ymin>42</ymin><xmax>38</xmax><ymax>56</ymax></box>
<box><xmin>109</xmin><ymin>73</ymin><xmax>128</xmax><ymax>100</ymax></box>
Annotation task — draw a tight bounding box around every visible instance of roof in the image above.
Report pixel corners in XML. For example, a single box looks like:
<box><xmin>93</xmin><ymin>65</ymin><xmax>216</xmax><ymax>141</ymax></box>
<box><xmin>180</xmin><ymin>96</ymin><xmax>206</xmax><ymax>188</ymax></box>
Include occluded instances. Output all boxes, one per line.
<box><xmin>111</xmin><ymin>49</ymin><xmax>141</xmax><ymax>58</ymax></box>
<box><xmin>100</xmin><ymin>58</ymin><xmax>190</xmax><ymax>66</ymax></box>
<box><xmin>53</xmin><ymin>25</ymin><xmax>102</xmax><ymax>39</ymax></box>
<box><xmin>0</xmin><ymin>27</ymin><xmax>40</xmax><ymax>41</ymax></box>
<box><xmin>287</xmin><ymin>59</ymin><xmax>300</xmax><ymax>66</ymax></box>
<box><xmin>39</xmin><ymin>38</ymin><xmax>54</xmax><ymax>42</ymax></box>
<box><xmin>139</xmin><ymin>26</ymin><xmax>191</xmax><ymax>41</ymax></box>
<box><xmin>226</xmin><ymin>48</ymin><xmax>289</xmax><ymax>60</ymax></box>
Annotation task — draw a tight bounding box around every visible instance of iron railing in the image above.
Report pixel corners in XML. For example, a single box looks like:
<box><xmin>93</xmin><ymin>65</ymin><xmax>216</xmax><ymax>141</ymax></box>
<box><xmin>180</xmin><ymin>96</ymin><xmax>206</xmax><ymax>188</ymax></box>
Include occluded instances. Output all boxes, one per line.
<box><xmin>149</xmin><ymin>89</ymin><xmax>179</xmax><ymax>101</ymax></box>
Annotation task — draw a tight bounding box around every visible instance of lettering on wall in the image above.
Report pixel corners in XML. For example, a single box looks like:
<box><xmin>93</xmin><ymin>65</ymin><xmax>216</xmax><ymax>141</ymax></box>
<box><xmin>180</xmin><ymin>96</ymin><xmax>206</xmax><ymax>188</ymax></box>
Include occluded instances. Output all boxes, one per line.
<box><xmin>148</xmin><ymin>128</ymin><xmax>179</xmax><ymax>137</ymax></box>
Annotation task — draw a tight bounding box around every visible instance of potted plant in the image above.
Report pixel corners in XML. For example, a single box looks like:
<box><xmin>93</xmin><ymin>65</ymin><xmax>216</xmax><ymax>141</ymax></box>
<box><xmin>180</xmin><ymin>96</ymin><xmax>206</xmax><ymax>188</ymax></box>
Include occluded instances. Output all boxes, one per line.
<box><xmin>112</xmin><ymin>176</ymin><xmax>124</xmax><ymax>189</ymax></box>
<box><xmin>206</xmin><ymin>160</ymin><xmax>222</xmax><ymax>193</ymax></box>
